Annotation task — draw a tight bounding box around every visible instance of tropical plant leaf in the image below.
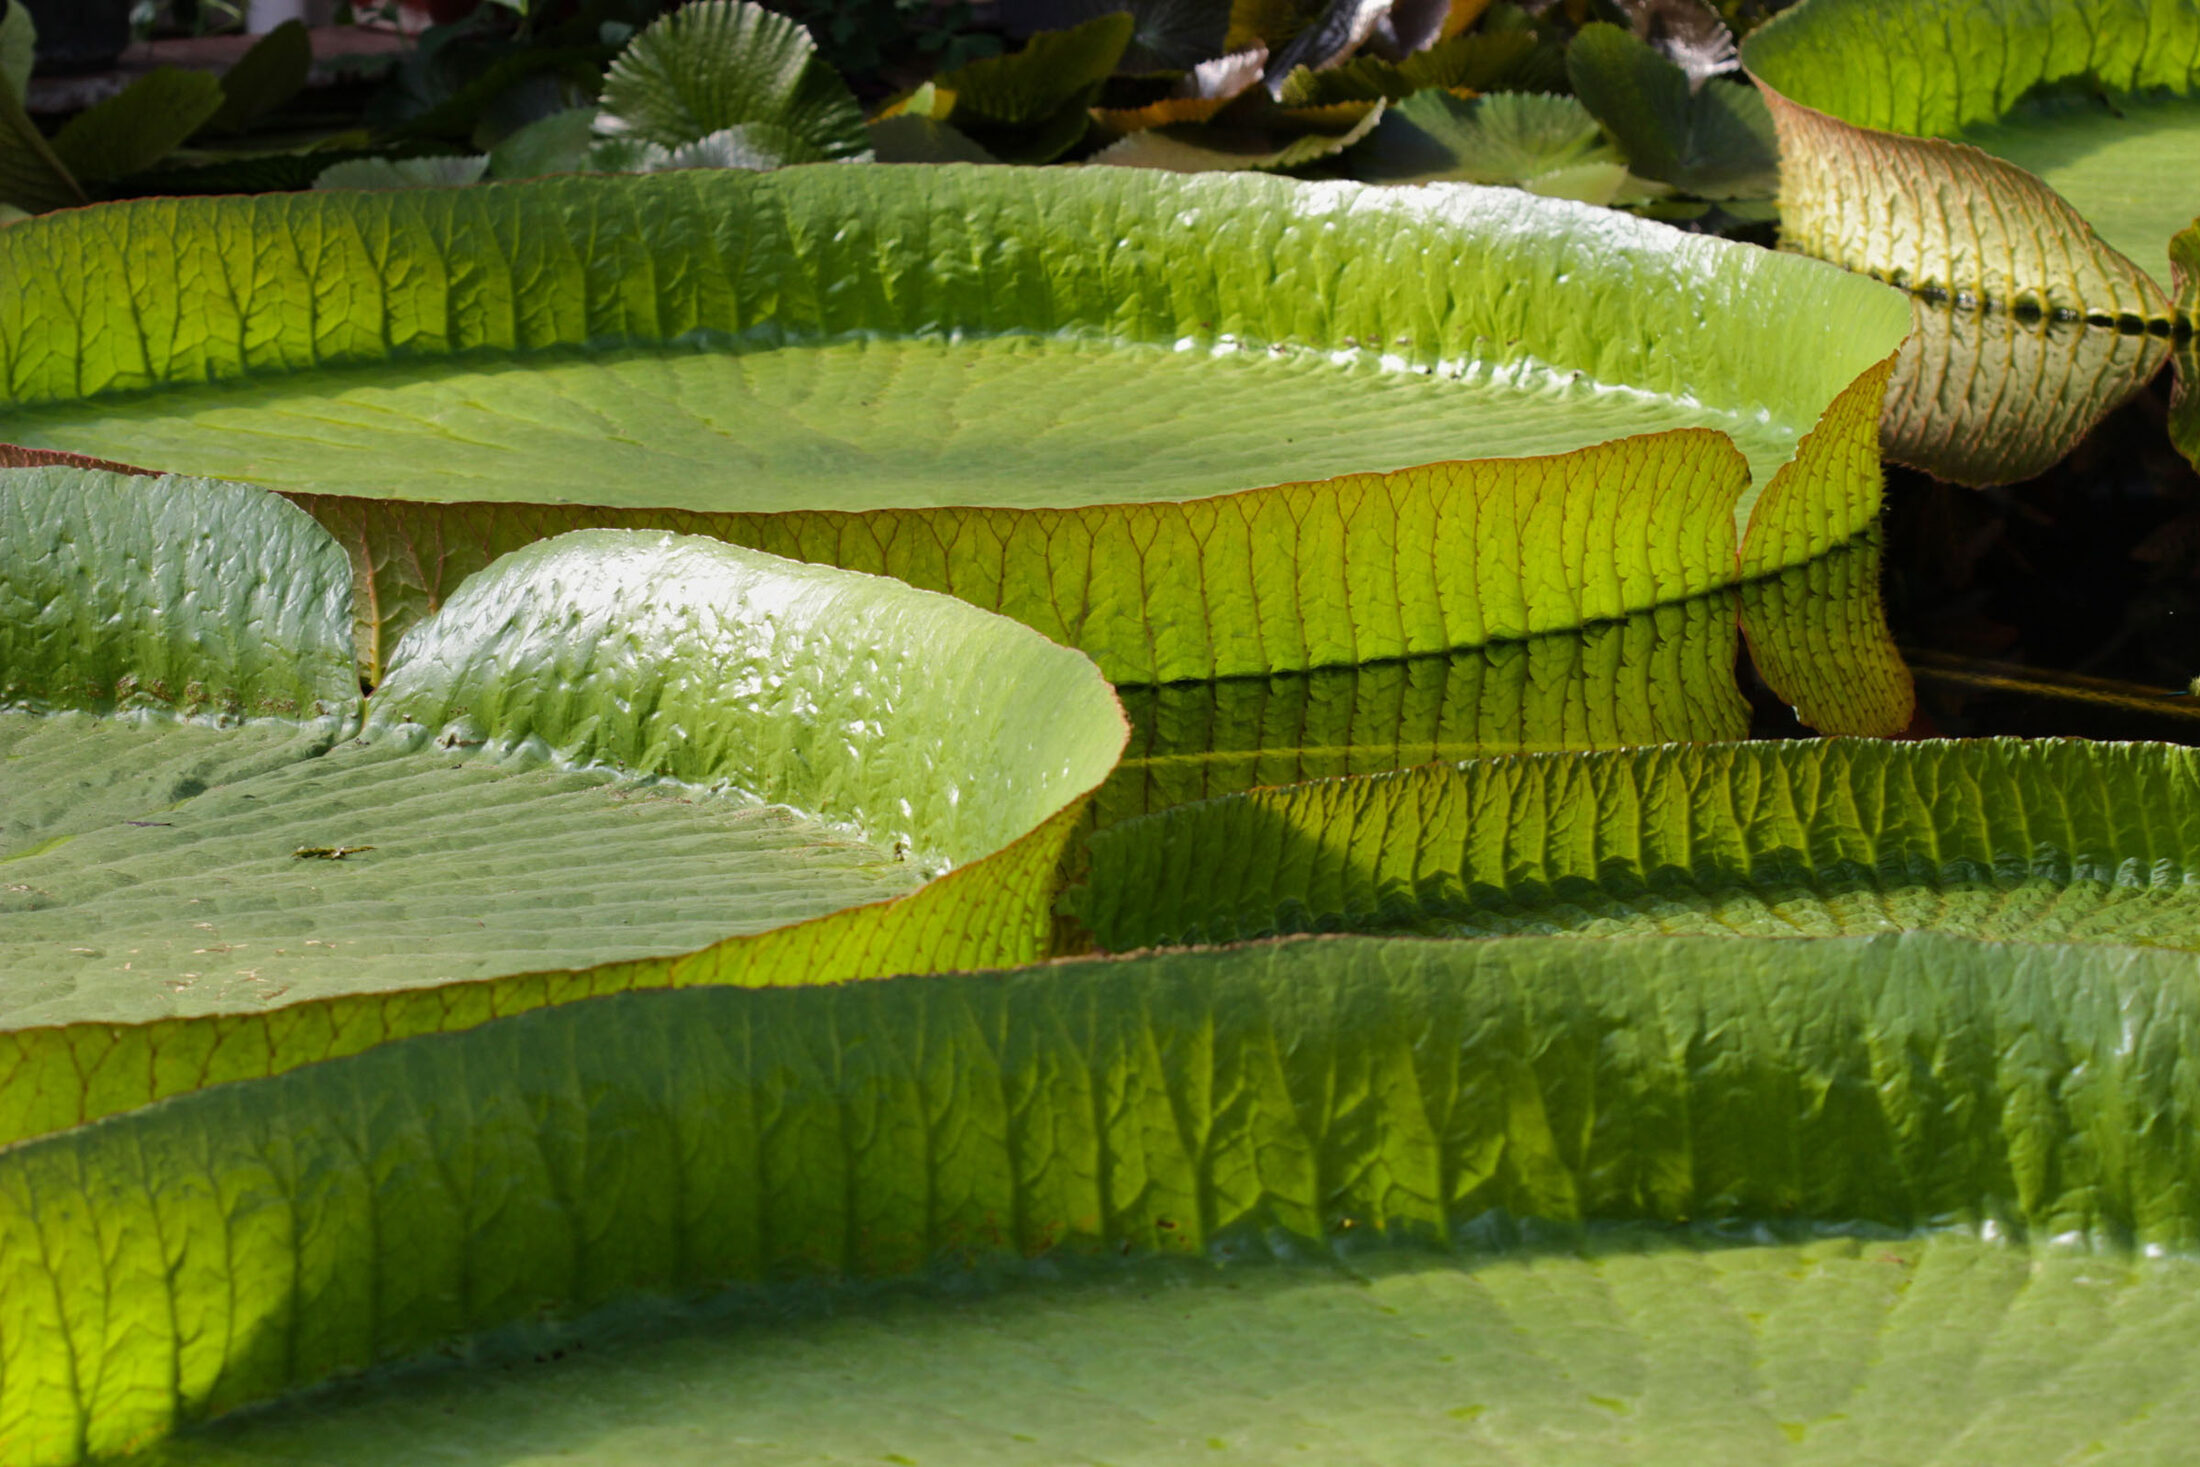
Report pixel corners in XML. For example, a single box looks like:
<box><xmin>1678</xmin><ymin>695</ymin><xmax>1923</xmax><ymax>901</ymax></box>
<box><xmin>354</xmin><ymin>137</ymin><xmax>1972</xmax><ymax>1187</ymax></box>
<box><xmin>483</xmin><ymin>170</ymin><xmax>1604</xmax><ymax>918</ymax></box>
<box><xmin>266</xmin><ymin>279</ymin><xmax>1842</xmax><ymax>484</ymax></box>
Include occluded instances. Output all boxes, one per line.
<box><xmin>11</xmin><ymin>931</ymin><xmax>2200</xmax><ymax>1461</ymax></box>
<box><xmin>1091</xmin><ymin>46</ymin><xmax>1265</xmax><ymax>132</ymax></box>
<box><xmin>1075</xmin><ymin>738</ymin><xmax>2200</xmax><ymax>950</ymax></box>
<box><xmin>1742</xmin><ymin>0</ymin><xmax>2188</xmax><ymax>483</ymax></box>
<box><xmin>0</xmin><ymin>83</ymin><xmax>83</xmax><ymax>214</ymax></box>
<box><xmin>196</xmin><ymin>19</ymin><xmax>311</xmax><ymax>137</ymax></box>
<box><xmin>1004</xmin><ymin>0</ymin><xmax>1234</xmax><ymax>72</ymax></box>
<box><xmin>0</xmin><ymin>467</ymin><xmax>357</xmax><ymax>724</ymax></box>
<box><xmin>313</xmin><ymin>154</ymin><xmax>491</xmax><ymax>189</ymax></box>
<box><xmin>0</xmin><ymin>167</ymin><xmax>1910</xmax><ymax>683</ymax></box>
<box><xmin>1566</xmin><ymin>22</ymin><xmax>1776</xmax><ymax>200</ymax></box>
<box><xmin>486</xmin><ymin>104</ymin><xmax>599</xmax><ymax>177</ymax></box>
<box><xmin>1349</xmin><ymin>90</ymin><xmax>1619</xmax><ymax>185</ymax></box>
<box><xmin>1089</xmin><ymin>96</ymin><xmax>1384</xmax><ymax>169</ymax></box>
<box><xmin>595</xmin><ymin>0</ymin><xmax>869</xmax><ymax>160</ymax></box>
<box><xmin>0</xmin><ymin>0</ymin><xmax>33</xmax><ymax>104</ymax></box>
<box><xmin>46</xmin><ymin>69</ymin><xmax>225</xmax><ymax>184</ymax></box>
<box><xmin>866</xmin><ymin>112</ymin><xmax>1001</xmax><ymax>162</ymax></box>
<box><xmin>914</xmin><ymin>12</ymin><xmax>1134</xmax><ymax>127</ymax></box>
<box><xmin>0</xmin><ymin>463</ymin><xmax>1125</xmax><ymax>1150</ymax></box>
<box><xmin>1262</xmin><ymin>0</ymin><xmax>1392</xmax><ymax>95</ymax></box>
<box><xmin>1275</xmin><ymin>26</ymin><xmax>1535</xmax><ymax>103</ymax></box>
<box><xmin>285</xmin><ymin>430</ymin><xmax>1746</xmax><ymax>687</ymax></box>
<box><xmin>1741</xmin><ymin>0</ymin><xmax>2188</xmax><ymax>315</ymax></box>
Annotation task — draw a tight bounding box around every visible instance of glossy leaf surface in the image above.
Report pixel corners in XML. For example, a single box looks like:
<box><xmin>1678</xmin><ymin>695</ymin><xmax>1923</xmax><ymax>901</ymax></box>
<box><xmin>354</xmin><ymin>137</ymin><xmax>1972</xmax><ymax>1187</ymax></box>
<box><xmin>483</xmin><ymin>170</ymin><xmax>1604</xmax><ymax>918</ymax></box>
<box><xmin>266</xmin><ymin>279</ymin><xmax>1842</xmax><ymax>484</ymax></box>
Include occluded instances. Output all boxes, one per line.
<box><xmin>0</xmin><ymin>466</ymin><xmax>1125</xmax><ymax>1149</ymax></box>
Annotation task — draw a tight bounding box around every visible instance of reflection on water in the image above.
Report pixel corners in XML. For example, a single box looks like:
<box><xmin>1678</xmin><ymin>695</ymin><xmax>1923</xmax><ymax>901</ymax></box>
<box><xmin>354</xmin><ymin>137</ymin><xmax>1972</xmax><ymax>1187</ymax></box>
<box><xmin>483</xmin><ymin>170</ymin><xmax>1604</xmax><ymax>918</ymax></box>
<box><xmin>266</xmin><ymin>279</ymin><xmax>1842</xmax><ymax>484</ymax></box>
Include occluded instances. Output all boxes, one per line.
<box><xmin>1884</xmin><ymin>297</ymin><xmax>2171</xmax><ymax>486</ymax></box>
<box><xmin>1740</xmin><ymin>531</ymin><xmax>1913</xmax><ymax>738</ymax></box>
<box><xmin>1098</xmin><ymin>532</ymin><xmax>1907</xmax><ymax>828</ymax></box>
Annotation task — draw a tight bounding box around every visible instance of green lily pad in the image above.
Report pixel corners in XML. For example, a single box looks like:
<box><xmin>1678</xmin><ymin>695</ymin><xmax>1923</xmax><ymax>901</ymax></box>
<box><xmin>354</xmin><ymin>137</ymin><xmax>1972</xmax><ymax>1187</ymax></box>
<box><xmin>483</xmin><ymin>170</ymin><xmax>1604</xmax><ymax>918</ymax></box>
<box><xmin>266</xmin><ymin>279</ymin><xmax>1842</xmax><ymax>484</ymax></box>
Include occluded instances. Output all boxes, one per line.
<box><xmin>0</xmin><ymin>464</ymin><xmax>1124</xmax><ymax>1149</ymax></box>
<box><xmin>1566</xmin><ymin>22</ymin><xmax>1777</xmax><ymax>201</ymax></box>
<box><xmin>1076</xmin><ymin>737</ymin><xmax>2200</xmax><ymax>951</ymax></box>
<box><xmin>0</xmin><ymin>167</ymin><xmax>1910</xmax><ymax>682</ymax></box>
<box><xmin>13</xmin><ymin>931</ymin><xmax>2200</xmax><ymax>1463</ymax></box>
<box><xmin>1350</xmin><ymin>89</ymin><xmax>1620</xmax><ymax>186</ymax></box>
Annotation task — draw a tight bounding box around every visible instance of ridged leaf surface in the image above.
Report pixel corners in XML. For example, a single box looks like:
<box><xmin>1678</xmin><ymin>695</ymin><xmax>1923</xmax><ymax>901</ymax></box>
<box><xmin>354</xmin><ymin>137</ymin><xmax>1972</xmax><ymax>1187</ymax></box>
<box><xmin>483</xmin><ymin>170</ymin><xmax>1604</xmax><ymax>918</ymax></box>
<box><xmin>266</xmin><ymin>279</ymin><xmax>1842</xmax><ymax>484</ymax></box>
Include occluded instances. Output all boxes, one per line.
<box><xmin>0</xmin><ymin>467</ymin><xmax>1125</xmax><ymax>1149</ymax></box>
<box><xmin>1078</xmin><ymin>738</ymin><xmax>2200</xmax><ymax>950</ymax></box>
<box><xmin>8</xmin><ymin>933</ymin><xmax>2200</xmax><ymax>1462</ymax></box>
<box><xmin>0</xmin><ymin>167</ymin><xmax>1908</xmax><ymax>680</ymax></box>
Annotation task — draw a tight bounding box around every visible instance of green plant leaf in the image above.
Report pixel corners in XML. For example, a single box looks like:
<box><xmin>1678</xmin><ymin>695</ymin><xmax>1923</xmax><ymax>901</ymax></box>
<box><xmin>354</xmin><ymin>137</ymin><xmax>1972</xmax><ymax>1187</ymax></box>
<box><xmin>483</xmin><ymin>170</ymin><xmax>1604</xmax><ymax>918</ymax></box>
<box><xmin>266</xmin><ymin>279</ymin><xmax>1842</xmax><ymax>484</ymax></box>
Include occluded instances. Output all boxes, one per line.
<box><xmin>196</xmin><ymin>19</ymin><xmax>311</xmax><ymax>137</ymax></box>
<box><xmin>1744</xmin><ymin>0</ymin><xmax>2197</xmax><ymax>301</ymax></box>
<box><xmin>11</xmin><ymin>931</ymin><xmax>2200</xmax><ymax>1461</ymax></box>
<box><xmin>1075</xmin><ymin>738</ymin><xmax>2200</xmax><ymax>950</ymax></box>
<box><xmin>312</xmin><ymin>154</ymin><xmax>491</xmax><ymax>189</ymax></box>
<box><xmin>1275</xmin><ymin>26</ymin><xmax>1536</xmax><ymax>103</ymax></box>
<box><xmin>0</xmin><ymin>465</ymin><xmax>358</xmax><ymax>724</ymax></box>
<box><xmin>1349</xmin><ymin>89</ymin><xmax>1618</xmax><ymax>185</ymax></box>
<box><xmin>915</xmin><ymin>11</ymin><xmax>1134</xmax><ymax>126</ymax></box>
<box><xmin>1566</xmin><ymin>22</ymin><xmax>1776</xmax><ymax>200</ymax></box>
<box><xmin>47</xmin><ymin>69</ymin><xmax>225</xmax><ymax>184</ymax></box>
<box><xmin>900</xmin><ymin>13</ymin><xmax>1136</xmax><ymax>161</ymax></box>
<box><xmin>0</xmin><ymin>463</ymin><xmax>1125</xmax><ymax>1151</ymax></box>
<box><xmin>0</xmin><ymin>0</ymin><xmax>34</xmax><ymax>104</ymax></box>
<box><xmin>486</xmin><ymin>104</ymin><xmax>599</xmax><ymax>178</ymax></box>
<box><xmin>0</xmin><ymin>167</ymin><xmax>1909</xmax><ymax>683</ymax></box>
<box><xmin>866</xmin><ymin>112</ymin><xmax>1001</xmax><ymax>162</ymax></box>
<box><xmin>0</xmin><ymin>82</ymin><xmax>85</xmax><ymax>213</ymax></box>
<box><xmin>1088</xmin><ymin>96</ymin><xmax>1384</xmax><ymax>169</ymax></box>
<box><xmin>595</xmin><ymin>0</ymin><xmax>869</xmax><ymax>160</ymax></box>
<box><xmin>1008</xmin><ymin>0</ymin><xmax>1233</xmax><ymax>72</ymax></box>
<box><xmin>1740</xmin><ymin>0</ymin><xmax>2196</xmax><ymax>484</ymax></box>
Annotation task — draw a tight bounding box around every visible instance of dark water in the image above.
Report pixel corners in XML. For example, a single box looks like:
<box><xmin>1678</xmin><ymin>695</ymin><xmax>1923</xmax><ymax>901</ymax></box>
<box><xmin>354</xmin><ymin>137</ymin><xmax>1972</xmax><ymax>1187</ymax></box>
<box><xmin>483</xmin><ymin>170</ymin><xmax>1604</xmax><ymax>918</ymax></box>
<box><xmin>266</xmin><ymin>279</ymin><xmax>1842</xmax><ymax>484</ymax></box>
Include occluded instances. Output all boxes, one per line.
<box><xmin>1875</xmin><ymin>375</ymin><xmax>2200</xmax><ymax>744</ymax></box>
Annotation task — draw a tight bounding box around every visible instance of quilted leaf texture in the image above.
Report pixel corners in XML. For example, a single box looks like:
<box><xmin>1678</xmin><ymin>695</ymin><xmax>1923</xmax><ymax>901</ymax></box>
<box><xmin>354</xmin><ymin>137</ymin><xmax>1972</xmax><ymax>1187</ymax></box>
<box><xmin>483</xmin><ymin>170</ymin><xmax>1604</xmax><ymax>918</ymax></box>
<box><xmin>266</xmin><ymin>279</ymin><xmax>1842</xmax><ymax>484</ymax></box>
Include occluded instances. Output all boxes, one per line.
<box><xmin>1743</xmin><ymin>0</ymin><xmax>2195</xmax><ymax>483</ymax></box>
<box><xmin>0</xmin><ymin>166</ymin><xmax>1909</xmax><ymax>681</ymax></box>
<box><xmin>1076</xmin><ymin>738</ymin><xmax>2200</xmax><ymax>950</ymax></box>
<box><xmin>8</xmin><ymin>933</ymin><xmax>2200</xmax><ymax>1461</ymax></box>
<box><xmin>0</xmin><ymin>465</ymin><xmax>1125</xmax><ymax>1148</ymax></box>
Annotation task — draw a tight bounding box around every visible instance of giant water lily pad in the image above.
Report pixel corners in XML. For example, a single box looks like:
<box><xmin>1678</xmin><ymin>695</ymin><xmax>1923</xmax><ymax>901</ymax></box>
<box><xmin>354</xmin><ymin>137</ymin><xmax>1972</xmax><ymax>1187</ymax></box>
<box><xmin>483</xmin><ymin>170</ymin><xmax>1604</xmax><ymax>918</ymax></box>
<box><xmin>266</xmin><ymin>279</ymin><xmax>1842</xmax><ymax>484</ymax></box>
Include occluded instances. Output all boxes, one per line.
<box><xmin>0</xmin><ymin>166</ymin><xmax>1908</xmax><ymax>682</ymax></box>
<box><xmin>1077</xmin><ymin>737</ymin><xmax>2200</xmax><ymax>950</ymax></box>
<box><xmin>1742</xmin><ymin>0</ymin><xmax>2197</xmax><ymax>483</ymax></box>
<box><xmin>11</xmin><ymin>932</ymin><xmax>2200</xmax><ymax>1462</ymax></box>
<box><xmin>0</xmin><ymin>463</ymin><xmax>1124</xmax><ymax>1148</ymax></box>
